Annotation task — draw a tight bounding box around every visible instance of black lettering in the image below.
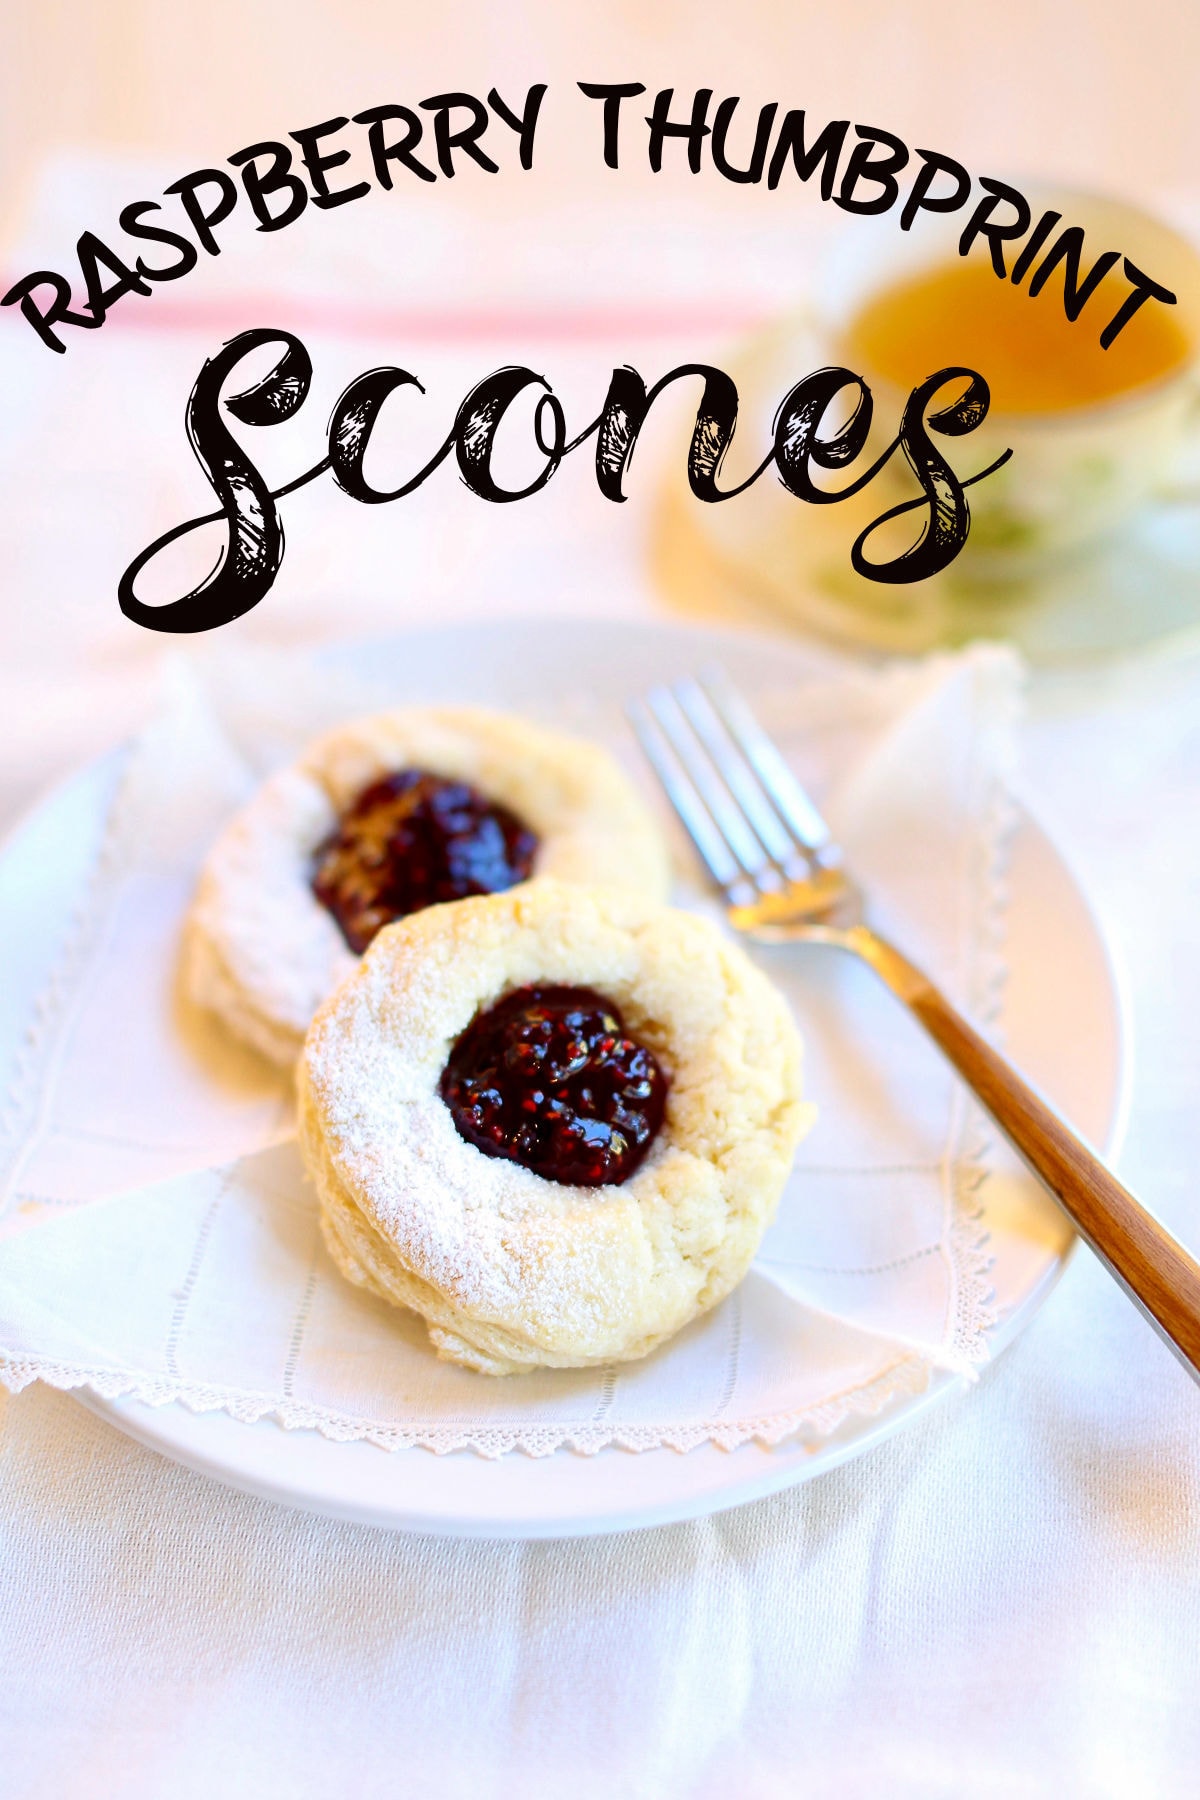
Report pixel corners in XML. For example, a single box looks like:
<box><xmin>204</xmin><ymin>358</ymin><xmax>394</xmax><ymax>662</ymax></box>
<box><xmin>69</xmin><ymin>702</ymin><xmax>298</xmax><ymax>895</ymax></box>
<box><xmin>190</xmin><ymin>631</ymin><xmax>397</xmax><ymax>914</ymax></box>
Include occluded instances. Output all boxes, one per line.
<box><xmin>836</xmin><ymin>125</ymin><xmax>909</xmax><ymax>216</ymax></box>
<box><xmin>76</xmin><ymin>230</ymin><xmax>151</xmax><ymax>323</ymax></box>
<box><xmin>1009</xmin><ymin>209</ymin><xmax>1061</xmax><ymax>286</ymax></box>
<box><xmin>773</xmin><ymin>368</ymin><xmax>879</xmax><ymax>501</ymax></box>
<box><xmin>766</xmin><ymin>113</ymin><xmax>847</xmax><ymax>198</ymax></box>
<box><xmin>329</xmin><ymin>368</ymin><xmax>454</xmax><ymax>501</ymax></box>
<box><xmin>113</xmin><ymin>332</ymin><xmax>1034</xmax><ymax>630</ymax></box>
<box><xmin>454</xmin><ymin>367</ymin><xmax>565</xmax><ymax>499</ymax></box>
<box><xmin>593</xmin><ymin>364</ymin><xmax>748</xmax><ymax>501</ymax></box>
<box><xmin>352</xmin><ymin>105</ymin><xmax>436</xmax><ymax>186</ymax></box>
<box><xmin>645</xmin><ymin>88</ymin><xmax>713</xmax><ymax>174</ymax></box>
<box><xmin>290</xmin><ymin>116</ymin><xmax>371</xmax><ymax>210</ymax></box>
<box><xmin>851</xmin><ymin>369</ymin><xmax>1011</xmax><ymax>583</ymax></box>
<box><xmin>119</xmin><ymin>201</ymin><xmax>199</xmax><ymax>282</ymax></box>
<box><xmin>118</xmin><ymin>329</ymin><xmax>323</xmax><ymax>632</ymax></box>
<box><xmin>163</xmin><ymin>168</ymin><xmax>239</xmax><ymax>256</ymax></box>
<box><xmin>487</xmin><ymin>85</ymin><xmax>548</xmax><ymax>170</ymax></box>
<box><xmin>1101</xmin><ymin>258</ymin><xmax>1179</xmax><ymax>349</ymax></box>
<box><xmin>1028</xmin><ymin>228</ymin><xmax>1120</xmax><ymax>320</ymax></box>
<box><xmin>419</xmin><ymin>93</ymin><xmax>499</xmax><ymax>177</ymax></box>
<box><xmin>0</xmin><ymin>271</ymin><xmax>99</xmax><ymax>352</ymax></box>
<box><xmin>577</xmin><ymin>81</ymin><xmax>647</xmax><ymax>169</ymax></box>
<box><xmin>958</xmin><ymin>178</ymin><xmax>1032</xmax><ymax>277</ymax></box>
<box><xmin>899</xmin><ymin>148</ymin><xmax>970</xmax><ymax>231</ymax></box>
<box><xmin>228</xmin><ymin>141</ymin><xmax>309</xmax><ymax>232</ymax></box>
<box><xmin>711</xmin><ymin>98</ymin><xmax>778</xmax><ymax>184</ymax></box>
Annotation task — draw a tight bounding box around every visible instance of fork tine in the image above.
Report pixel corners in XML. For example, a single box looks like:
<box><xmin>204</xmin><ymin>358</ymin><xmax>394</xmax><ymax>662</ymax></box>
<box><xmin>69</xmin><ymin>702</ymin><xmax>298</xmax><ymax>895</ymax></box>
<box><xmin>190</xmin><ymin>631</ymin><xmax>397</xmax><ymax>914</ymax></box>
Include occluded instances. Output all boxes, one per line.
<box><xmin>672</xmin><ymin>677</ymin><xmax>809</xmax><ymax>881</ymax></box>
<box><xmin>626</xmin><ymin>699</ymin><xmax>758</xmax><ymax>906</ymax></box>
<box><xmin>645</xmin><ymin>686</ymin><xmax>783</xmax><ymax>892</ymax></box>
<box><xmin>698</xmin><ymin>665</ymin><xmax>840</xmax><ymax>866</ymax></box>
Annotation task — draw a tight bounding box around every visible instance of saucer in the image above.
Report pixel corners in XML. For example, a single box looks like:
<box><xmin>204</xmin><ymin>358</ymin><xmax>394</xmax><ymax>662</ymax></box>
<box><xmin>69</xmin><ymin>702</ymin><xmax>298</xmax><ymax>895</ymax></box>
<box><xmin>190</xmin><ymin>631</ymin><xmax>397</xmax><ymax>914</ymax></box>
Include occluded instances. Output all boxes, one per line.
<box><xmin>662</xmin><ymin>314</ymin><xmax>1200</xmax><ymax>663</ymax></box>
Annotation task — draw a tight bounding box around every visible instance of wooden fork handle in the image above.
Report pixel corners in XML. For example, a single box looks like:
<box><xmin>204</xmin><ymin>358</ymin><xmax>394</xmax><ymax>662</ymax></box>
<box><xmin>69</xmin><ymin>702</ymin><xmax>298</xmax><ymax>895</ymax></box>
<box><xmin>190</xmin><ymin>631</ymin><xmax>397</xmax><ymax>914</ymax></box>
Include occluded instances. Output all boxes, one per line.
<box><xmin>846</xmin><ymin>924</ymin><xmax>1200</xmax><ymax>1382</ymax></box>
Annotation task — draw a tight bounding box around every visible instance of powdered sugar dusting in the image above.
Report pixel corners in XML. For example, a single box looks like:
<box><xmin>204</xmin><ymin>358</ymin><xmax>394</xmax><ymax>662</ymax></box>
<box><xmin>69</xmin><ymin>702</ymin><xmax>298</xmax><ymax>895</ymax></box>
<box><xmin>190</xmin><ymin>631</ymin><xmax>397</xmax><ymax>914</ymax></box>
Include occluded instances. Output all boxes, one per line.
<box><xmin>186</xmin><ymin>706</ymin><xmax>670</xmax><ymax>1067</ymax></box>
<box><xmin>298</xmin><ymin>880</ymin><xmax>807</xmax><ymax>1372</ymax></box>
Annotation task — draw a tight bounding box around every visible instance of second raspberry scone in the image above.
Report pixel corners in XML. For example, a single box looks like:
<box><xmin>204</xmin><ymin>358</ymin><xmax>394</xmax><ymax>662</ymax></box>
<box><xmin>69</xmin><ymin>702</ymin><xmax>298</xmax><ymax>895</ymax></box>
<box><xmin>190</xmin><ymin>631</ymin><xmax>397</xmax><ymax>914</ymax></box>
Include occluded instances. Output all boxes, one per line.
<box><xmin>183</xmin><ymin>708</ymin><xmax>670</xmax><ymax>1066</ymax></box>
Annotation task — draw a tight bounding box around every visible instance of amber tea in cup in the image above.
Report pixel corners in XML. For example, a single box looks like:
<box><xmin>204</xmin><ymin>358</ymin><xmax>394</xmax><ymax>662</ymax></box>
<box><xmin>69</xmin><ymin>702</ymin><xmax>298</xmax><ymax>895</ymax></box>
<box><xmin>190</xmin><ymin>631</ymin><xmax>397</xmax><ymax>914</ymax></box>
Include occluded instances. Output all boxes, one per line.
<box><xmin>830</xmin><ymin>191</ymin><xmax>1200</xmax><ymax>582</ymax></box>
<box><xmin>845</xmin><ymin>254</ymin><xmax>1192</xmax><ymax>417</ymax></box>
<box><xmin>686</xmin><ymin>189</ymin><xmax>1200</xmax><ymax>653</ymax></box>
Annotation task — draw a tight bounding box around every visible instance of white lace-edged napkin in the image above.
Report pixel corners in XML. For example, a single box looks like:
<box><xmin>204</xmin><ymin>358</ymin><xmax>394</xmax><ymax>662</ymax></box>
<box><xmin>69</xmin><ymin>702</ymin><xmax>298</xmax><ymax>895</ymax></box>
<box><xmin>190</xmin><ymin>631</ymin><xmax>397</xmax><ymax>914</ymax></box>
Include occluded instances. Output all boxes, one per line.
<box><xmin>0</xmin><ymin>631</ymin><xmax>1020</xmax><ymax>1456</ymax></box>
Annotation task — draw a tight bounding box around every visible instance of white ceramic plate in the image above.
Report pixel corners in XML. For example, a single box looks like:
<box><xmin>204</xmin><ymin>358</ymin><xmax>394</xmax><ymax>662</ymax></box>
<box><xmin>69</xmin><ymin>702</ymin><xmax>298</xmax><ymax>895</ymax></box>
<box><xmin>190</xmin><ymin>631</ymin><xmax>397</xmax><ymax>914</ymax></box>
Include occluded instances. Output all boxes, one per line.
<box><xmin>0</xmin><ymin>622</ymin><xmax>1128</xmax><ymax>1537</ymax></box>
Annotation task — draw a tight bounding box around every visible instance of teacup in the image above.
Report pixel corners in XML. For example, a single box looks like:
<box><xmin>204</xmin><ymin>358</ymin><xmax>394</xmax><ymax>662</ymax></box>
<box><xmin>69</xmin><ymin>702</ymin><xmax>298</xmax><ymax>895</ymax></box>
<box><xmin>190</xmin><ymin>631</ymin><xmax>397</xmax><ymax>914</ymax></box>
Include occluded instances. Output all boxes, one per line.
<box><xmin>822</xmin><ymin>186</ymin><xmax>1200</xmax><ymax>584</ymax></box>
<box><xmin>684</xmin><ymin>187</ymin><xmax>1200</xmax><ymax>654</ymax></box>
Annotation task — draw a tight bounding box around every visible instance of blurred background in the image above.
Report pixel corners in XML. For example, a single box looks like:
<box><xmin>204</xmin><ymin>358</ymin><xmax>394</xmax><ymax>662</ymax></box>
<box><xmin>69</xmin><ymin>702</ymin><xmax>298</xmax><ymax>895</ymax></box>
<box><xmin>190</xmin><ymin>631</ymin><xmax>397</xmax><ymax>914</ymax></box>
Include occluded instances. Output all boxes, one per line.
<box><xmin>4</xmin><ymin>0</ymin><xmax>1200</xmax><ymax>225</ymax></box>
<box><xmin>1</xmin><ymin>1</ymin><xmax>1199</xmax><ymax>824</ymax></box>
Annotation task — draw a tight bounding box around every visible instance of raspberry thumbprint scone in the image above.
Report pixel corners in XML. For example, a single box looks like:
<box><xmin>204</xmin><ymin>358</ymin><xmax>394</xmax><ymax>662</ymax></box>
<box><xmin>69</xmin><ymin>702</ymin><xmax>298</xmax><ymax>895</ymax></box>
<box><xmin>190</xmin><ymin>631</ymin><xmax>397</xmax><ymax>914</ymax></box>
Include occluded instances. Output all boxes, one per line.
<box><xmin>297</xmin><ymin>881</ymin><xmax>812</xmax><ymax>1374</ymax></box>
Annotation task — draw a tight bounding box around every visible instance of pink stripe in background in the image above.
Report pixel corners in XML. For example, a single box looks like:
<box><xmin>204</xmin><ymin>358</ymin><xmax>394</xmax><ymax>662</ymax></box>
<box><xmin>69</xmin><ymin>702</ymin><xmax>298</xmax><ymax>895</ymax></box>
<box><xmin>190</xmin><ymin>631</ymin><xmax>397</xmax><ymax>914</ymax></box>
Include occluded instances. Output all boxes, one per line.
<box><xmin>1</xmin><ymin>287</ymin><xmax>769</xmax><ymax>343</ymax></box>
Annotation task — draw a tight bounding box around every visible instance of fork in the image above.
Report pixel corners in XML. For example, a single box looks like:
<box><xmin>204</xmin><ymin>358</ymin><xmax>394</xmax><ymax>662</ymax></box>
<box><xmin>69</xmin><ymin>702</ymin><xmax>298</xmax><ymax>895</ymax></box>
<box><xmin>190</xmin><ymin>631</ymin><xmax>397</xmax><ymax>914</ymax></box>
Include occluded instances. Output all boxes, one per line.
<box><xmin>630</xmin><ymin>667</ymin><xmax>1200</xmax><ymax>1384</ymax></box>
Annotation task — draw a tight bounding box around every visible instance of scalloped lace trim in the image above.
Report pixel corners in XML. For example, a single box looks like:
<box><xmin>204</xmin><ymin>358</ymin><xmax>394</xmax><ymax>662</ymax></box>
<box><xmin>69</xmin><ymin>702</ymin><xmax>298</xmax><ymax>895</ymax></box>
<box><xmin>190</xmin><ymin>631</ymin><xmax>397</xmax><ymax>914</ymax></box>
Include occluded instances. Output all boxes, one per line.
<box><xmin>0</xmin><ymin>747</ymin><xmax>135</xmax><ymax>1220</ymax></box>
<box><xmin>0</xmin><ymin>1346</ymin><xmax>932</xmax><ymax>1458</ymax></box>
<box><xmin>941</xmin><ymin>653</ymin><xmax>1023</xmax><ymax>1372</ymax></box>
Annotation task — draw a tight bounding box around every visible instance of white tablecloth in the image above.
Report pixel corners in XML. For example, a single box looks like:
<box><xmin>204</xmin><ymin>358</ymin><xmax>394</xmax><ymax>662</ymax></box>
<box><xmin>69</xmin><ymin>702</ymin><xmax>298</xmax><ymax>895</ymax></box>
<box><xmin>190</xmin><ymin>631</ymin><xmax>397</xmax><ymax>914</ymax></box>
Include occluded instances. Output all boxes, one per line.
<box><xmin>2</xmin><ymin>152</ymin><xmax>1199</xmax><ymax>1800</ymax></box>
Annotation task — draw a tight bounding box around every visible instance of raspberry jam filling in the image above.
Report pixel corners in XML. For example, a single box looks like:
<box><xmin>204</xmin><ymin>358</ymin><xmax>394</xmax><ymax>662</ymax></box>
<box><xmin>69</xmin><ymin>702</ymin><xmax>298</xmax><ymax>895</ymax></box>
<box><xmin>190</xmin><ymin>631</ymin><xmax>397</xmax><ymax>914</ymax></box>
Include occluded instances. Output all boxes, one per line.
<box><xmin>440</xmin><ymin>985</ymin><xmax>669</xmax><ymax>1187</ymax></box>
<box><xmin>312</xmin><ymin>769</ymin><xmax>538</xmax><ymax>954</ymax></box>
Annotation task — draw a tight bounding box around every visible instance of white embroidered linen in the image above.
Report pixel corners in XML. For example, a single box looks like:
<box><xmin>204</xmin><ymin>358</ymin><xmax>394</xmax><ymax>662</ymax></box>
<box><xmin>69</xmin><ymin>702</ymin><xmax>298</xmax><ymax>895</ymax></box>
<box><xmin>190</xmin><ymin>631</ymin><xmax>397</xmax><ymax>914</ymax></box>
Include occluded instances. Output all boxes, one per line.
<box><xmin>0</xmin><ymin>634</ymin><xmax>1019</xmax><ymax>1454</ymax></box>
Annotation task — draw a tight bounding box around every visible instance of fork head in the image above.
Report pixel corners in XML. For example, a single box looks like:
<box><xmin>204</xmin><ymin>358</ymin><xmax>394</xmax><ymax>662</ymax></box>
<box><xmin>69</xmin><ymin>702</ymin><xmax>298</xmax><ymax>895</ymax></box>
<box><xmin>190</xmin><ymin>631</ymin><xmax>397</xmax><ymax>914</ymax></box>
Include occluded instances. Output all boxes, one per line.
<box><xmin>628</xmin><ymin>667</ymin><xmax>864</xmax><ymax>943</ymax></box>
